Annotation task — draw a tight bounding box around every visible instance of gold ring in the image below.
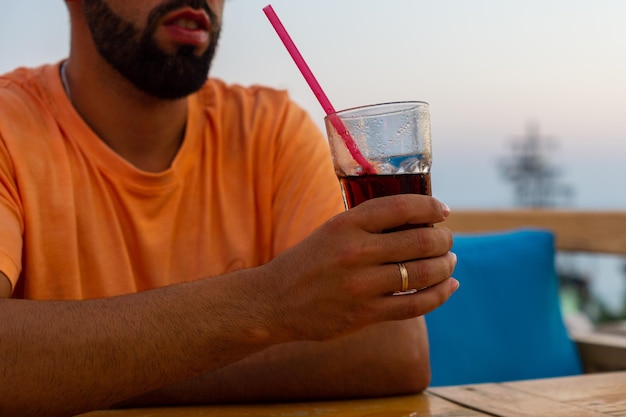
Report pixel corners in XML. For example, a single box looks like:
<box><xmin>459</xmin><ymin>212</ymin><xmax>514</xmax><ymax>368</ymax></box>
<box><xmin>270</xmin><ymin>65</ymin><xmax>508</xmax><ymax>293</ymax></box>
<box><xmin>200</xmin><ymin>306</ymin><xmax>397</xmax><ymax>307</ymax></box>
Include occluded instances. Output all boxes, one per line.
<box><xmin>398</xmin><ymin>262</ymin><xmax>409</xmax><ymax>292</ymax></box>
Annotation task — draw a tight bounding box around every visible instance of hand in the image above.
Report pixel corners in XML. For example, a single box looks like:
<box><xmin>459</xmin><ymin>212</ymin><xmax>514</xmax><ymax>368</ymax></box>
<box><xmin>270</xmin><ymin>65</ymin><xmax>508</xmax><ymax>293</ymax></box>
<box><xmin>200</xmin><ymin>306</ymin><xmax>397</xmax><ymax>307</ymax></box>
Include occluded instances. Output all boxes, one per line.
<box><xmin>259</xmin><ymin>194</ymin><xmax>458</xmax><ymax>343</ymax></box>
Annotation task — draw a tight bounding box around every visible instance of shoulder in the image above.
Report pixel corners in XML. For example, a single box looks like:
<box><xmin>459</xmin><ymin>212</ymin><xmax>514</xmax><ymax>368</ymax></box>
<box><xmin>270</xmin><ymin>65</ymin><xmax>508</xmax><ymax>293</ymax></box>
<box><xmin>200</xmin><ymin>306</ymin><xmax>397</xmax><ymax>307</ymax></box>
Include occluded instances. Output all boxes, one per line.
<box><xmin>196</xmin><ymin>78</ymin><xmax>321</xmax><ymax>139</ymax></box>
<box><xmin>0</xmin><ymin>64</ymin><xmax>59</xmax><ymax>129</ymax></box>
<box><xmin>191</xmin><ymin>76</ymin><xmax>328</xmax><ymax>163</ymax></box>
<box><xmin>201</xmin><ymin>77</ymin><xmax>289</xmax><ymax>102</ymax></box>
<box><xmin>0</xmin><ymin>64</ymin><xmax>54</xmax><ymax>103</ymax></box>
<box><xmin>196</xmin><ymin>78</ymin><xmax>305</xmax><ymax>119</ymax></box>
<box><xmin>0</xmin><ymin>64</ymin><xmax>69</xmax><ymax>172</ymax></box>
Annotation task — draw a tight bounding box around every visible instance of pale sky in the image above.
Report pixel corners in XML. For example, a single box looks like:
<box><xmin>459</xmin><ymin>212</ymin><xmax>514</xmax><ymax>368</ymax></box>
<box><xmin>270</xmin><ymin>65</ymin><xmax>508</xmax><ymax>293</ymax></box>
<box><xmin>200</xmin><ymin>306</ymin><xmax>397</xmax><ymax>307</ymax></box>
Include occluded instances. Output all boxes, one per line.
<box><xmin>1</xmin><ymin>0</ymin><xmax>625</xmax><ymax>209</ymax></box>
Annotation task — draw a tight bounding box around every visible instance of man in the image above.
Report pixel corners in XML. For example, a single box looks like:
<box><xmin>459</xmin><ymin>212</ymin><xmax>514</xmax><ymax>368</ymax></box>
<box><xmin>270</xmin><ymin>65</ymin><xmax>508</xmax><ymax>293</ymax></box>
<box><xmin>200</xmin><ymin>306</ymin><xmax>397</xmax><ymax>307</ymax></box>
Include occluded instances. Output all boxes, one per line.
<box><xmin>0</xmin><ymin>1</ymin><xmax>458</xmax><ymax>416</ymax></box>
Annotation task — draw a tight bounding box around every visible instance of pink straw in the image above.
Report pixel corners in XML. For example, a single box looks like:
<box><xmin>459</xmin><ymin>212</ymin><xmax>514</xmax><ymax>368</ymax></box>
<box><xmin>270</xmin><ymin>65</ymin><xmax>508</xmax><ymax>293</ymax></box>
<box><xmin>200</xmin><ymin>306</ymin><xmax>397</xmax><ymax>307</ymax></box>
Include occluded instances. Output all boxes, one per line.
<box><xmin>262</xmin><ymin>5</ymin><xmax>375</xmax><ymax>174</ymax></box>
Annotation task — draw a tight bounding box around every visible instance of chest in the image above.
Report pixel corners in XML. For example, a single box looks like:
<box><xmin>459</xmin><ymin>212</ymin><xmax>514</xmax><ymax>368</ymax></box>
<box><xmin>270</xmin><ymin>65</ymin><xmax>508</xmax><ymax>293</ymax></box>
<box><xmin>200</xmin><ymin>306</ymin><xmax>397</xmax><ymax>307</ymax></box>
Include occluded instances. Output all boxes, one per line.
<box><xmin>17</xmin><ymin>153</ymin><xmax>277</xmax><ymax>299</ymax></box>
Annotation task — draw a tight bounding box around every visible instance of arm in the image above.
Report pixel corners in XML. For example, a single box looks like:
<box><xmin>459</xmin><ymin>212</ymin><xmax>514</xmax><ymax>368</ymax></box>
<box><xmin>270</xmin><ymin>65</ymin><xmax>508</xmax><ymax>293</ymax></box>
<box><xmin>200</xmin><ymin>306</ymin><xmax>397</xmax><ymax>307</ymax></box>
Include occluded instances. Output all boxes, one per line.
<box><xmin>114</xmin><ymin>193</ymin><xmax>447</xmax><ymax>407</ymax></box>
<box><xmin>0</xmin><ymin>269</ymin><xmax>280</xmax><ymax>417</ymax></box>
<box><xmin>0</xmin><ymin>195</ymin><xmax>457</xmax><ymax>416</ymax></box>
<box><xmin>114</xmin><ymin>318</ymin><xmax>430</xmax><ymax>407</ymax></box>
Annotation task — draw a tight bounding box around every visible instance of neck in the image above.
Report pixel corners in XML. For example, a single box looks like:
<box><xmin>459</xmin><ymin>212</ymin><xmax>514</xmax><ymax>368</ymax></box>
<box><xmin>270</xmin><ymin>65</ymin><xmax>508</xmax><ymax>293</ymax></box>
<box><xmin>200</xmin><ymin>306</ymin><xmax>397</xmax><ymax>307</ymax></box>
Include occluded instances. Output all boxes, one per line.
<box><xmin>62</xmin><ymin>58</ymin><xmax>189</xmax><ymax>173</ymax></box>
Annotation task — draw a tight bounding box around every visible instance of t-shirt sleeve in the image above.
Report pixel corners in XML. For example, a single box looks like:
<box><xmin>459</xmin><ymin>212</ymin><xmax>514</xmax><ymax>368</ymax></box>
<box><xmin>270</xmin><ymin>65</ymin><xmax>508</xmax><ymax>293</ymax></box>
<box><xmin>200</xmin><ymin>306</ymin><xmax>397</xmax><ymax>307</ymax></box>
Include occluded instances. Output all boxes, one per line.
<box><xmin>0</xmin><ymin>134</ymin><xmax>24</xmax><ymax>290</ymax></box>
<box><xmin>269</xmin><ymin>97</ymin><xmax>345</xmax><ymax>255</ymax></box>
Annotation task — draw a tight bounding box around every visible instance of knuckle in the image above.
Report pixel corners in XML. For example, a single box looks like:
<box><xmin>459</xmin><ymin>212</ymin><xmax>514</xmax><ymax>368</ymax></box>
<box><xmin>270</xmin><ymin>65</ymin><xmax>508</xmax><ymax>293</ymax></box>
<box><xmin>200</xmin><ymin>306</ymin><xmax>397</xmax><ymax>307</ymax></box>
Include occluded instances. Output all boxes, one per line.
<box><xmin>438</xmin><ymin>227</ymin><xmax>454</xmax><ymax>250</ymax></box>
<box><xmin>341</xmin><ymin>275</ymin><xmax>369</xmax><ymax>298</ymax></box>
<box><xmin>391</xmin><ymin>194</ymin><xmax>413</xmax><ymax>217</ymax></box>
<box><xmin>414</xmin><ymin>229</ymin><xmax>436</xmax><ymax>251</ymax></box>
<box><xmin>325</xmin><ymin>212</ymin><xmax>352</xmax><ymax>234</ymax></box>
<box><xmin>334</xmin><ymin>239</ymin><xmax>380</xmax><ymax>269</ymax></box>
<box><xmin>335</xmin><ymin>242</ymin><xmax>360</xmax><ymax>264</ymax></box>
<box><xmin>402</xmin><ymin>298</ymin><xmax>426</xmax><ymax>319</ymax></box>
<box><xmin>335</xmin><ymin>239</ymin><xmax>375</xmax><ymax>266</ymax></box>
<box><xmin>413</xmin><ymin>260</ymin><xmax>434</xmax><ymax>287</ymax></box>
<box><xmin>387</xmin><ymin>279</ymin><xmax>455</xmax><ymax>322</ymax></box>
<box><xmin>404</xmin><ymin>301</ymin><xmax>423</xmax><ymax>318</ymax></box>
<box><xmin>387</xmin><ymin>300</ymin><xmax>421</xmax><ymax>321</ymax></box>
<box><xmin>412</xmin><ymin>255</ymin><xmax>453</xmax><ymax>288</ymax></box>
<box><xmin>342</xmin><ymin>303</ymin><xmax>377</xmax><ymax>333</ymax></box>
<box><xmin>413</xmin><ymin>227</ymin><xmax>453</xmax><ymax>255</ymax></box>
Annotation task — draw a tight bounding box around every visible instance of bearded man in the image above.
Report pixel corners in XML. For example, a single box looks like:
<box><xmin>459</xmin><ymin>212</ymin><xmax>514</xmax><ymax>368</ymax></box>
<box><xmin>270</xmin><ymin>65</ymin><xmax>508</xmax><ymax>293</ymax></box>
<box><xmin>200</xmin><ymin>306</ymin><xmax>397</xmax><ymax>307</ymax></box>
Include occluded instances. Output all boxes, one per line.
<box><xmin>0</xmin><ymin>1</ymin><xmax>457</xmax><ymax>416</ymax></box>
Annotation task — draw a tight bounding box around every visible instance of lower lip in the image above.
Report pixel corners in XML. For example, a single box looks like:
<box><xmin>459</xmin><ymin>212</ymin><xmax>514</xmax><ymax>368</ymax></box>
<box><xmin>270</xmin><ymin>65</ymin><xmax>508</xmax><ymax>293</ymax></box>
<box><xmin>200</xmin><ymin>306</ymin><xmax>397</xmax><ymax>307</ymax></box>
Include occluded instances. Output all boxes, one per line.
<box><xmin>163</xmin><ymin>24</ymin><xmax>209</xmax><ymax>47</ymax></box>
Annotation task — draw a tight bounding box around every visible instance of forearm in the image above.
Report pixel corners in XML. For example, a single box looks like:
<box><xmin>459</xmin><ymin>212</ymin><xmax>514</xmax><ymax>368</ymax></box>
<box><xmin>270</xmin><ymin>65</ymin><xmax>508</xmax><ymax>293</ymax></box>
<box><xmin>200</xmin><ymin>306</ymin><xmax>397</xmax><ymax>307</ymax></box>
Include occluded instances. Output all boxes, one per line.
<box><xmin>1</xmin><ymin>195</ymin><xmax>457</xmax><ymax>416</ymax></box>
<box><xmin>116</xmin><ymin>318</ymin><xmax>430</xmax><ymax>406</ymax></box>
<box><xmin>0</xmin><ymin>269</ymin><xmax>275</xmax><ymax>417</ymax></box>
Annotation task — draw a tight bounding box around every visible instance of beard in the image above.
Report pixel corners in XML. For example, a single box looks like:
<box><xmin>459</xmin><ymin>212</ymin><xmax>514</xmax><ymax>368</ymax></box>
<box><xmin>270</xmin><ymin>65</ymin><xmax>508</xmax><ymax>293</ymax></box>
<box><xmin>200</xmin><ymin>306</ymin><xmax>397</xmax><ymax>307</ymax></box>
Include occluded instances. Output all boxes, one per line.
<box><xmin>83</xmin><ymin>0</ymin><xmax>221</xmax><ymax>100</ymax></box>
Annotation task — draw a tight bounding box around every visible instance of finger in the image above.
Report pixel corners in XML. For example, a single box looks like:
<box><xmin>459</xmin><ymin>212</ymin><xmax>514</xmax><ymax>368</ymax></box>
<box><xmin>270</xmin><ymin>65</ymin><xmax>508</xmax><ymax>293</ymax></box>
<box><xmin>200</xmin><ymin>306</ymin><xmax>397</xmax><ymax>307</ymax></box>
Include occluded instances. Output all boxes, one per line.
<box><xmin>378</xmin><ymin>252</ymin><xmax>457</xmax><ymax>295</ymax></box>
<box><xmin>368</xmin><ymin>226</ymin><xmax>454</xmax><ymax>264</ymax></box>
<box><xmin>406</xmin><ymin>252</ymin><xmax>457</xmax><ymax>291</ymax></box>
<box><xmin>376</xmin><ymin>277</ymin><xmax>460</xmax><ymax>321</ymax></box>
<box><xmin>347</xmin><ymin>194</ymin><xmax>450</xmax><ymax>233</ymax></box>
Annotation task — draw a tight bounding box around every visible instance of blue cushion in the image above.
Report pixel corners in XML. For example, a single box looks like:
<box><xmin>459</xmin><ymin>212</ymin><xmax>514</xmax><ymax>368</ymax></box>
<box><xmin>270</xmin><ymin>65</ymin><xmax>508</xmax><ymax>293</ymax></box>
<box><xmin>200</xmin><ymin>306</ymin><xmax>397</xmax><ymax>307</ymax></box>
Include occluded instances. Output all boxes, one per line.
<box><xmin>426</xmin><ymin>229</ymin><xmax>582</xmax><ymax>386</ymax></box>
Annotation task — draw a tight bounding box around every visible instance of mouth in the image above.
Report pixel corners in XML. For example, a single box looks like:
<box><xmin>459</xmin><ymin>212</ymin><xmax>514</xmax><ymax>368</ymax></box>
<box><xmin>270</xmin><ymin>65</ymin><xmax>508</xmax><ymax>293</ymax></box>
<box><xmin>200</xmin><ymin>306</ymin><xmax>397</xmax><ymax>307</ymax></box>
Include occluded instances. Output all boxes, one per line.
<box><xmin>160</xmin><ymin>7</ymin><xmax>211</xmax><ymax>48</ymax></box>
<box><xmin>163</xmin><ymin>7</ymin><xmax>210</xmax><ymax>31</ymax></box>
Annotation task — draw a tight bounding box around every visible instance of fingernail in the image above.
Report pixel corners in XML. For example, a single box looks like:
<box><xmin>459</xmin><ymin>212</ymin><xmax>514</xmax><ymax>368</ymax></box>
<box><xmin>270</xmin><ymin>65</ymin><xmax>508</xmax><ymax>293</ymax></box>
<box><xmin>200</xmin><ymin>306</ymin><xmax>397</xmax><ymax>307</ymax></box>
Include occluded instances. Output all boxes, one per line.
<box><xmin>449</xmin><ymin>278</ymin><xmax>460</xmax><ymax>294</ymax></box>
<box><xmin>441</xmin><ymin>202</ymin><xmax>451</xmax><ymax>218</ymax></box>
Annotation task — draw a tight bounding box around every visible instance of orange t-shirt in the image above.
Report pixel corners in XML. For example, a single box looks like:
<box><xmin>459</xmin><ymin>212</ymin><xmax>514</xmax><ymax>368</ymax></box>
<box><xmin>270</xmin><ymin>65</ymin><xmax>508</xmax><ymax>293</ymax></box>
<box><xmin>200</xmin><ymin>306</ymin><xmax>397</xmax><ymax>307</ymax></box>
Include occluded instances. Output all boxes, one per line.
<box><xmin>0</xmin><ymin>63</ymin><xmax>344</xmax><ymax>300</ymax></box>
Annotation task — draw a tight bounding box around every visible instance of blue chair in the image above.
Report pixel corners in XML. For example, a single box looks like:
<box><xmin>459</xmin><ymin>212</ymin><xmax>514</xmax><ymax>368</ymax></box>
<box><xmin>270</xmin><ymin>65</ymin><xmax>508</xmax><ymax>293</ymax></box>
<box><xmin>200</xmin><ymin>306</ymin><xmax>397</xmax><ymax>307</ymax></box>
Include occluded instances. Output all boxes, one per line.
<box><xmin>426</xmin><ymin>229</ymin><xmax>583</xmax><ymax>386</ymax></box>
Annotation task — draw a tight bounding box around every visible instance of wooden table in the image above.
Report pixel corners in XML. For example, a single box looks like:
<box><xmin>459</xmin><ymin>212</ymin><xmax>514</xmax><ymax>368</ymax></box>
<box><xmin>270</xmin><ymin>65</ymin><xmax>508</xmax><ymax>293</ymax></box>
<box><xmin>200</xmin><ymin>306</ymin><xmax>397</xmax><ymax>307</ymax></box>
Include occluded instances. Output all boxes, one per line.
<box><xmin>79</xmin><ymin>371</ymin><xmax>626</xmax><ymax>417</ymax></box>
<box><xmin>429</xmin><ymin>371</ymin><xmax>626</xmax><ymax>417</ymax></box>
<box><xmin>79</xmin><ymin>392</ymin><xmax>489</xmax><ymax>417</ymax></box>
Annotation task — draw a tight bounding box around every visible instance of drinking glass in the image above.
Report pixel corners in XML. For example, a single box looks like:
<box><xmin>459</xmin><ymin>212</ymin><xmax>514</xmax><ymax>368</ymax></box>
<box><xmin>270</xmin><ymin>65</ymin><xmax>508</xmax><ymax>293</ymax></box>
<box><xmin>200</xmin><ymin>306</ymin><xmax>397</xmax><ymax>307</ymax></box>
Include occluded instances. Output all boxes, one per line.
<box><xmin>325</xmin><ymin>101</ymin><xmax>432</xmax><ymax>229</ymax></box>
